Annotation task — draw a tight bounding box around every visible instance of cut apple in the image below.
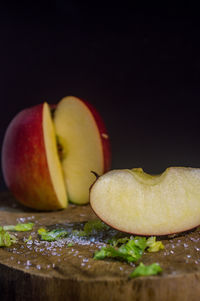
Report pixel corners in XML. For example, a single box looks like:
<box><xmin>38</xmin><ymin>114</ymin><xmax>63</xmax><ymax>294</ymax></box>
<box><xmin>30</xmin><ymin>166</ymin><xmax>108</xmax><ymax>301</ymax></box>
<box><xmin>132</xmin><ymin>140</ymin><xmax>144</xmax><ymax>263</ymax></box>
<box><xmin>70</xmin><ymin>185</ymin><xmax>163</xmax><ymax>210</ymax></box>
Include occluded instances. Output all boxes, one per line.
<box><xmin>90</xmin><ymin>167</ymin><xmax>200</xmax><ymax>235</ymax></box>
<box><xmin>54</xmin><ymin>96</ymin><xmax>110</xmax><ymax>204</ymax></box>
<box><xmin>2</xmin><ymin>103</ymin><xmax>67</xmax><ymax>210</ymax></box>
<box><xmin>1</xmin><ymin>96</ymin><xmax>111</xmax><ymax>210</ymax></box>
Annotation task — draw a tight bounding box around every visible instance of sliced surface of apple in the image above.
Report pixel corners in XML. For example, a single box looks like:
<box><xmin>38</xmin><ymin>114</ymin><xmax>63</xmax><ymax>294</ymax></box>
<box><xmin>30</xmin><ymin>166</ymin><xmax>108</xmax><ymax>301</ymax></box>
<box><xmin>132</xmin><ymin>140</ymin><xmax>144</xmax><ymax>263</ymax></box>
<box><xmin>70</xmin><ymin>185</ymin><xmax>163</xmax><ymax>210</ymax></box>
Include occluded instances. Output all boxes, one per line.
<box><xmin>54</xmin><ymin>96</ymin><xmax>111</xmax><ymax>204</ymax></box>
<box><xmin>90</xmin><ymin>167</ymin><xmax>200</xmax><ymax>235</ymax></box>
<box><xmin>2</xmin><ymin>103</ymin><xmax>67</xmax><ymax>210</ymax></box>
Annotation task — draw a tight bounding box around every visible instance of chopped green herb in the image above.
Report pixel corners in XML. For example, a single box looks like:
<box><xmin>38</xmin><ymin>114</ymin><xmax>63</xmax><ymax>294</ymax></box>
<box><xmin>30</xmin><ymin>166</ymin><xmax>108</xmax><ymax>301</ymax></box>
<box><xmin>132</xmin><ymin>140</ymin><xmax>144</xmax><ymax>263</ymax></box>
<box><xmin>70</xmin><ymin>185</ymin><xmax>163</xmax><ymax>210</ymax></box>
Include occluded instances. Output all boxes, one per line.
<box><xmin>130</xmin><ymin>262</ymin><xmax>162</xmax><ymax>278</ymax></box>
<box><xmin>25</xmin><ymin>235</ymin><xmax>32</xmax><ymax>242</ymax></box>
<box><xmin>94</xmin><ymin>237</ymin><xmax>148</xmax><ymax>263</ymax></box>
<box><xmin>94</xmin><ymin>236</ymin><xmax>164</xmax><ymax>263</ymax></box>
<box><xmin>3</xmin><ymin>223</ymin><xmax>34</xmax><ymax>232</ymax></box>
<box><xmin>108</xmin><ymin>237</ymin><xmax>130</xmax><ymax>247</ymax></box>
<box><xmin>130</xmin><ymin>236</ymin><xmax>148</xmax><ymax>252</ymax></box>
<box><xmin>38</xmin><ymin>228</ymin><xmax>69</xmax><ymax>241</ymax></box>
<box><xmin>37</xmin><ymin>228</ymin><xmax>46</xmax><ymax>235</ymax></box>
<box><xmin>0</xmin><ymin>228</ymin><xmax>17</xmax><ymax>247</ymax></box>
<box><xmin>94</xmin><ymin>247</ymin><xmax>109</xmax><ymax>260</ymax></box>
<box><xmin>94</xmin><ymin>246</ymin><xmax>118</xmax><ymax>261</ymax></box>
<box><xmin>67</xmin><ymin>243</ymin><xmax>74</xmax><ymax>247</ymax></box>
<box><xmin>146</xmin><ymin>236</ymin><xmax>164</xmax><ymax>252</ymax></box>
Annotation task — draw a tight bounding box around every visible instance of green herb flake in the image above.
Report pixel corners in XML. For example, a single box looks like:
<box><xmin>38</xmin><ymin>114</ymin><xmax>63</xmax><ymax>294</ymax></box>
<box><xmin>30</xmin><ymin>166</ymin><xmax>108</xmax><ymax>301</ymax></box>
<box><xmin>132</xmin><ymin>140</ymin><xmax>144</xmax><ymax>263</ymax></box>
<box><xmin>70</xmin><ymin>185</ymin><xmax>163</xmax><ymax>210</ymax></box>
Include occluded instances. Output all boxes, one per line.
<box><xmin>93</xmin><ymin>246</ymin><xmax>125</xmax><ymax>261</ymax></box>
<box><xmin>3</xmin><ymin>223</ymin><xmax>34</xmax><ymax>232</ymax></box>
<box><xmin>25</xmin><ymin>235</ymin><xmax>32</xmax><ymax>242</ymax></box>
<box><xmin>146</xmin><ymin>237</ymin><xmax>165</xmax><ymax>252</ymax></box>
<box><xmin>37</xmin><ymin>228</ymin><xmax>46</xmax><ymax>235</ymax></box>
<box><xmin>67</xmin><ymin>243</ymin><xmax>74</xmax><ymax>247</ymax></box>
<box><xmin>0</xmin><ymin>228</ymin><xmax>17</xmax><ymax>247</ymax></box>
<box><xmin>94</xmin><ymin>237</ymin><xmax>147</xmax><ymax>263</ymax></box>
<box><xmin>38</xmin><ymin>228</ymin><xmax>69</xmax><ymax>241</ymax></box>
<box><xmin>109</xmin><ymin>237</ymin><xmax>130</xmax><ymax>247</ymax></box>
<box><xmin>94</xmin><ymin>247</ymin><xmax>109</xmax><ymax>260</ymax></box>
<box><xmin>94</xmin><ymin>236</ymin><xmax>164</xmax><ymax>263</ymax></box>
<box><xmin>130</xmin><ymin>262</ymin><xmax>162</xmax><ymax>278</ymax></box>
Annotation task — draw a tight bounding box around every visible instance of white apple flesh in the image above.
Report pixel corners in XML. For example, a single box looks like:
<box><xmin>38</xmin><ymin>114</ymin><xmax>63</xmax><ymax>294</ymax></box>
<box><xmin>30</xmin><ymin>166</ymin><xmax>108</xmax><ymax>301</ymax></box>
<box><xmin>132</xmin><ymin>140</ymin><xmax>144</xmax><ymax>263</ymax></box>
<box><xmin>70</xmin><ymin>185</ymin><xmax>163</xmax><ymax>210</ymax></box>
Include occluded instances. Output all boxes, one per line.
<box><xmin>54</xmin><ymin>96</ymin><xmax>107</xmax><ymax>204</ymax></box>
<box><xmin>90</xmin><ymin>167</ymin><xmax>200</xmax><ymax>235</ymax></box>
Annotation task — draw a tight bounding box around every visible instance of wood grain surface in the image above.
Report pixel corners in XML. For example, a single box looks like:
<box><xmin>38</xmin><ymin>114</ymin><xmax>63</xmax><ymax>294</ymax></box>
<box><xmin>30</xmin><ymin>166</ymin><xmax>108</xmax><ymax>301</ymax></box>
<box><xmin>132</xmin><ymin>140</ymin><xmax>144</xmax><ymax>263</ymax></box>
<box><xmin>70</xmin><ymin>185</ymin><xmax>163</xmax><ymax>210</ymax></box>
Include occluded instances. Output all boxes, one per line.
<box><xmin>1</xmin><ymin>191</ymin><xmax>200</xmax><ymax>301</ymax></box>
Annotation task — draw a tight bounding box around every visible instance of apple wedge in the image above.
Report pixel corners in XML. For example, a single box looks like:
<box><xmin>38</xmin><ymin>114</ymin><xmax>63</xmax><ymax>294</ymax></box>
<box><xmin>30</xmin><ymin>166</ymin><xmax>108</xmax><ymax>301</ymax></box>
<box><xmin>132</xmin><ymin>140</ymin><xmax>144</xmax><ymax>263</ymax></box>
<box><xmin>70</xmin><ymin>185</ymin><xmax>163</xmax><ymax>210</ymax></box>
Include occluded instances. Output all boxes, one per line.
<box><xmin>54</xmin><ymin>96</ymin><xmax>110</xmax><ymax>204</ymax></box>
<box><xmin>2</xmin><ymin>103</ymin><xmax>67</xmax><ymax>210</ymax></box>
<box><xmin>90</xmin><ymin>167</ymin><xmax>200</xmax><ymax>235</ymax></box>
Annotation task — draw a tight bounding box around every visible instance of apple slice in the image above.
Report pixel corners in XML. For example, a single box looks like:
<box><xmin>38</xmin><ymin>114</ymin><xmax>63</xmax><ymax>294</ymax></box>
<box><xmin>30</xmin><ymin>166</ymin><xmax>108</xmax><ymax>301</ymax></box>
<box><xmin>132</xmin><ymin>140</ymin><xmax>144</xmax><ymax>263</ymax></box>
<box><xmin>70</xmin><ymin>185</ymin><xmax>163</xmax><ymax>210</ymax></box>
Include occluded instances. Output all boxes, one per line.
<box><xmin>1</xmin><ymin>103</ymin><xmax>67</xmax><ymax>210</ymax></box>
<box><xmin>90</xmin><ymin>167</ymin><xmax>200</xmax><ymax>235</ymax></box>
<box><xmin>54</xmin><ymin>96</ymin><xmax>111</xmax><ymax>204</ymax></box>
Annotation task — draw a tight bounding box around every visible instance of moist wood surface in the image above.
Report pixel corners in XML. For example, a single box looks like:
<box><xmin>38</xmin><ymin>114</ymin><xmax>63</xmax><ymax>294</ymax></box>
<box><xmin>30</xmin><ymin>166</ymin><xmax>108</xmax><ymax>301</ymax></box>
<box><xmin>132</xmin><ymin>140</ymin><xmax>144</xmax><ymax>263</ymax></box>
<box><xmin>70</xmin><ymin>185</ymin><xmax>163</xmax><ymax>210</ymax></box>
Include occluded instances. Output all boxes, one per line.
<box><xmin>1</xmin><ymin>192</ymin><xmax>200</xmax><ymax>301</ymax></box>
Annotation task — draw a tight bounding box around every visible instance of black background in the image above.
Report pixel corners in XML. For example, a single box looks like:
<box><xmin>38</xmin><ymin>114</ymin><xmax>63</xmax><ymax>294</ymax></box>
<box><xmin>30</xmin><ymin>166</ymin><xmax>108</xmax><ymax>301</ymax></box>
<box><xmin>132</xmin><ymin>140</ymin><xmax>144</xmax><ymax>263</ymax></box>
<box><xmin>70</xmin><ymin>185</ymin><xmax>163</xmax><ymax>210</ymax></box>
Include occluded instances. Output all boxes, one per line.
<box><xmin>1</xmin><ymin>2</ymin><xmax>200</xmax><ymax>191</ymax></box>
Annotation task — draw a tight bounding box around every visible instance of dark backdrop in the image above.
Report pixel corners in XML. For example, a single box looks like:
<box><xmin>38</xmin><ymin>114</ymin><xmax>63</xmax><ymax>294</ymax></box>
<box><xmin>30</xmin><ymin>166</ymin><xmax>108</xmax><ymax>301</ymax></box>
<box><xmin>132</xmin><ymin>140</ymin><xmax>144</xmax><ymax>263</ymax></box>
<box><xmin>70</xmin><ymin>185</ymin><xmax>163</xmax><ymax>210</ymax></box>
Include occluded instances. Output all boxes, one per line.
<box><xmin>1</xmin><ymin>2</ymin><xmax>200</xmax><ymax>191</ymax></box>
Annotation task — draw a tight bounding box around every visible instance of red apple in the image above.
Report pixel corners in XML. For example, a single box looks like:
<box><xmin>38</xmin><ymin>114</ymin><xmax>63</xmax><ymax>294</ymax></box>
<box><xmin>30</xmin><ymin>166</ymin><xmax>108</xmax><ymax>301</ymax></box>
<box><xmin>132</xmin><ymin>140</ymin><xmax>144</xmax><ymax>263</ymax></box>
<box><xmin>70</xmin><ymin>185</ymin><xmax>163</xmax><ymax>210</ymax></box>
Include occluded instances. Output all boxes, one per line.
<box><xmin>2</xmin><ymin>97</ymin><xmax>111</xmax><ymax>210</ymax></box>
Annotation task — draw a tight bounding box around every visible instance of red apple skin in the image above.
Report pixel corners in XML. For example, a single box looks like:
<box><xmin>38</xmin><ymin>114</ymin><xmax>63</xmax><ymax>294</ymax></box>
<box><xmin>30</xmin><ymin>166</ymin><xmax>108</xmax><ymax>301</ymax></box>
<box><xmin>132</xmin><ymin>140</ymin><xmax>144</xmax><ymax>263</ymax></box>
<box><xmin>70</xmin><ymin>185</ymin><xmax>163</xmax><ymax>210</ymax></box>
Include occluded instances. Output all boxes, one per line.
<box><xmin>77</xmin><ymin>98</ymin><xmax>111</xmax><ymax>172</ymax></box>
<box><xmin>1</xmin><ymin>103</ymin><xmax>61</xmax><ymax>210</ymax></box>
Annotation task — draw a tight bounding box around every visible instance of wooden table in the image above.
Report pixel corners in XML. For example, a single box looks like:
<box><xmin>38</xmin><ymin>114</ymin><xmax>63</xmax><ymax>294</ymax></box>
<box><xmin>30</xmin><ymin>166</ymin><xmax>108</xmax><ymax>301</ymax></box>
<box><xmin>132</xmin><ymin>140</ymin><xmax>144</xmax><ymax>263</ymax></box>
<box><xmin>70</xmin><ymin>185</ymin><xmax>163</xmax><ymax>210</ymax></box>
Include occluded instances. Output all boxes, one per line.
<box><xmin>1</xmin><ymin>191</ymin><xmax>200</xmax><ymax>301</ymax></box>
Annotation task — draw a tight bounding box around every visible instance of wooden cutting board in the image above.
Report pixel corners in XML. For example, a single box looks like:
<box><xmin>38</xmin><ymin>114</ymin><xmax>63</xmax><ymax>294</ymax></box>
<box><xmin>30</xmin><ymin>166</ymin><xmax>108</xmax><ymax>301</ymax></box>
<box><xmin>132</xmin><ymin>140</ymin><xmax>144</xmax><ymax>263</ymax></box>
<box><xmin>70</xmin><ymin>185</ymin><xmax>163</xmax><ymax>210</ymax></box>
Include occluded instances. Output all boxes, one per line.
<box><xmin>1</xmin><ymin>191</ymin><xmax>200</xmax><ymax>301</ymax></box>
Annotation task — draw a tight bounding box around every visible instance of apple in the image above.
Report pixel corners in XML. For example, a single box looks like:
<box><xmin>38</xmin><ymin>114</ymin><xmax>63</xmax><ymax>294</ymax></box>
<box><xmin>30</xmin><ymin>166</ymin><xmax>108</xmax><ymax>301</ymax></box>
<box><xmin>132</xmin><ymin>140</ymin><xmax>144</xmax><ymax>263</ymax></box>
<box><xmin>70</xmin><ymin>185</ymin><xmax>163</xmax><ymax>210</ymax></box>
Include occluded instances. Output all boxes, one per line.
<box><xmin>90</xmin><ymin>167</ymin><xmax>200</xmax><ymax>236</ymax></box>
<box><xmin>2</xmin><ymin>96</ymin><xmax>111</xmax><ymax>210</ymax></box>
